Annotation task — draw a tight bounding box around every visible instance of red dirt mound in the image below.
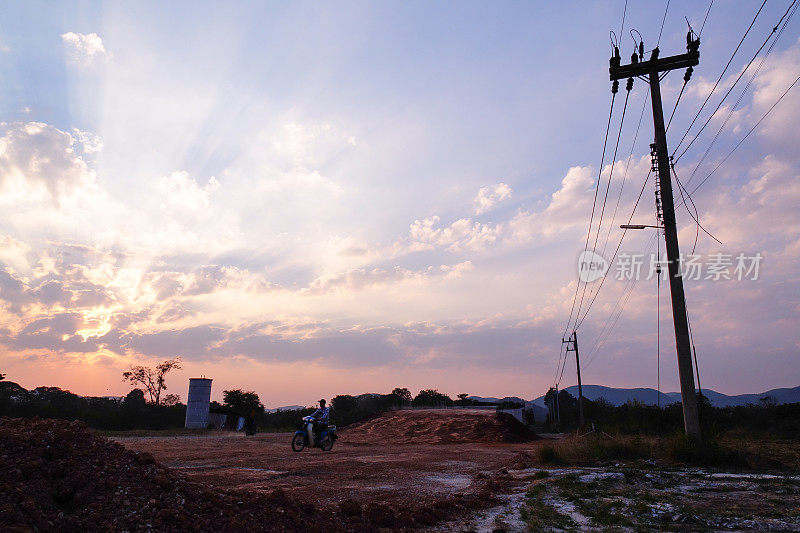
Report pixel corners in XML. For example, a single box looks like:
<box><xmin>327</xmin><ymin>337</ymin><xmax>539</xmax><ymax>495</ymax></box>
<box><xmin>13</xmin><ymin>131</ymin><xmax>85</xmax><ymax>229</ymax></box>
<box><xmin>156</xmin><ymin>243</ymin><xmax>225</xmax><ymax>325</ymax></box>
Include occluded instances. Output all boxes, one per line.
<box><xmin>343</xmin><ymin>409</ymin><xmax>539</xmax><ymax>444</ymax></box>
<box><xmin>0</xmin><ymin>417</ymin><xmax>373</xmax><ymax>532</ymax></box>
<box><xmin>0</xmin><ymin>417</ymin><xmax>513</xmax><ymax>531</ymax></box>
<box><xmin>0</xmin><ymin>417</ymin><xmax>324</xmax><ymax>531</ymax></box>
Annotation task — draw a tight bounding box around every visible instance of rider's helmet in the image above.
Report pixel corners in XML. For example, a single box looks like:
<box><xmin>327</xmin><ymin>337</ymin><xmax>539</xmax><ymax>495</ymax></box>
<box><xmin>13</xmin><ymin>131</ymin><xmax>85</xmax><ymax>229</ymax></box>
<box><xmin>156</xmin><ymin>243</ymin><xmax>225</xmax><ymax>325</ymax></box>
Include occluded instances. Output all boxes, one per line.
<box><xmin>319</xmin><ymin>399</ymin><xmax>326</xmax><ymax>405</ymax></box>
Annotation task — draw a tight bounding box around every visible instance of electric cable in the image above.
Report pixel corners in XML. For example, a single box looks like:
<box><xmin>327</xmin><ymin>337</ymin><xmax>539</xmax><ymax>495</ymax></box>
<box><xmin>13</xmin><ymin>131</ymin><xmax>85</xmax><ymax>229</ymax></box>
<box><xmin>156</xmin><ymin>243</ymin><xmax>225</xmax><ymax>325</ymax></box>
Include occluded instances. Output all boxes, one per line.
<box><xmin>671</xmin><ymin>0</ymin><xmax>769</xmax><ymax>157</ymax></box>
<box><xmin>699</xmin><ymin>0</ymin><xmax>714</xmax><ymax>36</ymax></box>
<box><xmin>575</xmin><ymin>79</ymin><xmax>634</xmax><ymax>332</ymax></box>
<box><xmin>575</xmin><ymin>169</ymin><xmax>651</xmax><ymax>330</ymax></box>
<box><xmin>583</xmin><ymin>232</ymin><xmax>658</xmax><ymax>369</ymax></box>
<box><xmin>601</xmin><ymin>90</ymin><xmax>649</xmax><ymax>259</ymax></box>
<box><xmin>681</xmin><ymin>0</ymin><xmax>797</xmax><ymax>183</ymax></box>
<box><xmin>657</xmin><ymin>228</ymin><xmax>662</xmax><ymax>409</ymax></box>
<box><xmin>561</xmin><ymin>87</ymin><xmax>619</xmax><ymax>346</ymax></box>
<box><xmin>672</xmin><ymin>164</ymin><xmax>723</xmax><ymax>253</ymax></box>
<box><xmin>657</xmin><ymin>0</ymin><xmax>671</xmax><ymax>47</ymax></box>
<box><xmin>688</xmin><ymin>72</ymin><xmax>800</xmax><ymax>196</ymax></box>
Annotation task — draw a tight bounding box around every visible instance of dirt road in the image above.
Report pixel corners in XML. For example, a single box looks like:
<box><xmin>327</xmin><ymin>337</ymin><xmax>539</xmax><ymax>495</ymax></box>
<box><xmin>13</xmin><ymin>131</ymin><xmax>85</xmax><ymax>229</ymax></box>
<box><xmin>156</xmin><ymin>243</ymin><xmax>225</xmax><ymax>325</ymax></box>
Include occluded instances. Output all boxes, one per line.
<box><xmin>116</xmin><ymin>432</ymin><xmax>541</xmax><ymax>510</ymax></box>
<box><xmin>116</xmin><ymin>409</ymin><xmax>541</xmax><ymax>510</ymax></box>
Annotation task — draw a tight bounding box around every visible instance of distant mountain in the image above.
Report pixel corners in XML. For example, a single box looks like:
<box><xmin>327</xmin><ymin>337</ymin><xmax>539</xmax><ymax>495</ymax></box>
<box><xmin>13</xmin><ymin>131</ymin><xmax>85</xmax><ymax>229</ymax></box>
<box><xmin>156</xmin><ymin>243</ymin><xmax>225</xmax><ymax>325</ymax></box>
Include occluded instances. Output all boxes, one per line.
<box><xmin>265</xmin><ymin>405</ymin><xmax>305</xmax><ymax>413</ymax></box>
<box><xmin>532</xmin><ymin>384</ymin><xmax>800</xmax><ymax>408</ymax></box>
<box><xmin>468</xmin><ymin>396</ymin><xmax>501</xmax><ymax>403</ymax></box>
<box><xmin>468</xmin><ymin>395</ymin><xmax>526</xmax><ymax>405</ymax></box>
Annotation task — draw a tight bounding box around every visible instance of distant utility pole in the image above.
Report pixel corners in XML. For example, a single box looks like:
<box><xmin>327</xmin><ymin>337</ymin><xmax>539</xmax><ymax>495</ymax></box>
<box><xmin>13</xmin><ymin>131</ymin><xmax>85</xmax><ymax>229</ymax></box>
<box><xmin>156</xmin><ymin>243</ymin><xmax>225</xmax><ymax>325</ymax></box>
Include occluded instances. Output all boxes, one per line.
<box><xmin>563</xmin><ymin>331</ymin><xmax>585</xmax><ymax>429</ymax></box>
<box><xmin>610</xmin><ymin>32</ymin><xmax>702</xmax><ymax>442</ymax></box>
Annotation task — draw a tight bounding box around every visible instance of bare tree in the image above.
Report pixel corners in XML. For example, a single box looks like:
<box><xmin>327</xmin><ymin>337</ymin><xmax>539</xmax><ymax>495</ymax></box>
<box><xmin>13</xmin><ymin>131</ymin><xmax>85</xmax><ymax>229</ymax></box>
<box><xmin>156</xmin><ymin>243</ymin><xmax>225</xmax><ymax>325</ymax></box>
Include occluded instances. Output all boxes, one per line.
<box><xmin>162</xmin><ymin>394</ymin><xmax>181</xmax><ymax>406</ymax></box>
<box><xmin>122</xmin><ymin>358</ymin><xmax>182</xmax><ymax>405</ymax></box>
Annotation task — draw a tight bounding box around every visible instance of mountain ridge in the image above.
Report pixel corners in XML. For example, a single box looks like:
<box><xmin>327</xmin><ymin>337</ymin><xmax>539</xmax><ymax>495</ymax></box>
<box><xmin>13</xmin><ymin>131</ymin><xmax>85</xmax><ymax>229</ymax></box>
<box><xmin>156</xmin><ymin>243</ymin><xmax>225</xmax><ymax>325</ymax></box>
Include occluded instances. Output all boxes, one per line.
<box><xmin>530</xmin><ymin>384</ymin><xmax>800</xmax><ymax>408</ymax></box>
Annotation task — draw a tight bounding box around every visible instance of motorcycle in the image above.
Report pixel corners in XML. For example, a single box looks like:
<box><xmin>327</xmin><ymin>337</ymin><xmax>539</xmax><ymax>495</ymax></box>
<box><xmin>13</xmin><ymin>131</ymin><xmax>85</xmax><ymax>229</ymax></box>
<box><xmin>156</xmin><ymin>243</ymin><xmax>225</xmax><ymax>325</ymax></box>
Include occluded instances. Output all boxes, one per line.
<box><xmin>292</xmin><ymin>415</ymin><xmax>337</xmax><ymax>452</ymax></box>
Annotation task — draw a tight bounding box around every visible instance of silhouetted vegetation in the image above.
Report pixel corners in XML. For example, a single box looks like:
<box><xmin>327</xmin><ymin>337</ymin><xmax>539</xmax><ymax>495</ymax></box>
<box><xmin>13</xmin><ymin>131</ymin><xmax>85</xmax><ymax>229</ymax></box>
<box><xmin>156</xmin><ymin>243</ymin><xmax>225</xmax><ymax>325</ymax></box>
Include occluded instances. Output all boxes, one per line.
<box><xmin>537</xmin><ymin>433</ymin><xmax>751</xmax><ymax>468</ymax></box>
<box><xmin>331</xmin><ymin>392</ymin><xmax>405</xmax><ymax>426</ymax></box>
<box><xmin>0</xmin><ymin>381</ymin><xmax>185</xmax><ymax>430</ymax></box>
<box><xmin>545</xmin><ymin>390</ymin><xmax>800</xmax><ymax>439</ymax></box>
<box><xmin>121</xmin><ymin>358</ymin><xmax>182</xmax><ymax>405</ymax></box>
<box><xmin>222</xmin><ymin>389</ymin><xmax>264</xmax><ymax>415</ymax></box>
<box><xmin>412</xmin><ymin>389</ymin><xmax>454</xmax><ymax>407</ymax></box>
<box><xmin>258</xmin><ymin>407</ymin><xmax>315</xmax><ymax>430</ymax></box>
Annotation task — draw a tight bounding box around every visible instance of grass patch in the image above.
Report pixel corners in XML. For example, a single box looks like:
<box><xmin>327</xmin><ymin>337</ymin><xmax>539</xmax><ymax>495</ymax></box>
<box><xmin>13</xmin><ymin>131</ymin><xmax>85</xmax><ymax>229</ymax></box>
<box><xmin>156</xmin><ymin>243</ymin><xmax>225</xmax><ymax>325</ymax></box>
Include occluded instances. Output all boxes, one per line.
<box><xmin>538</xmin><ymin>435</ymin><xmax>650</xmax><ymax>465</ymax></box>
<box><xmin>578</xmin><ymin>499</ymin><xmax>631</xmax><ymax>528</ymax></box>
<box><xmin>521</xmin><ymin>485</ymin><xmax>576</xmax><ymax>531</ymax></box>
<box><xmin>531</xmin><ymin>470</ymin><xmax>550</xmax><ymax>480</ymax></box>
<box><xmin>535</xmin><ymin>433</ymin><xmax>760</xmax><ymax>469</ymax></box>
<box><xmin>663</xmin><ymin>435</ymin><xmax>748</xmax><ymax>467</ymax></box>
<box><xmin>554</xmin><ymin>474</ymin><xmax>615</xmax><ymax>502</ymax></box>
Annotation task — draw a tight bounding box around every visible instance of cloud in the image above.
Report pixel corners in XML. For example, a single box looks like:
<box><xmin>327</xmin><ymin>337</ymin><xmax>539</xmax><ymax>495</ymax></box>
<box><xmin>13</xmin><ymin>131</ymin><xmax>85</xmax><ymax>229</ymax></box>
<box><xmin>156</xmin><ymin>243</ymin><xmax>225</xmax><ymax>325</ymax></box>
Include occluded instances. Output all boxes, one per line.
<box><xmin>0</xmin><ymin>122</ymin><xmax>95</xmax><ymax>202</ymax></box>
<box><xmin>61</xmin><ymin>32</ymin><xmax>106</xmax><ymax>64</ymax></box>
<box><xmin>474</xmin><ymin>182</ymin><xmax>512</xmax><ymax>214</ymax></box>
<box><xmin>71</xmin><ymin>129</ymin><xmax>103</xmax><ymax>154</ymax></box>
<box><xmin>158</xmin><ymin>171</ymin><xmax>220</xmax><ymax>211</ymax></box>
<box><xmin>304</xmin><ymin>261</ymin><xmax>474</xmax><ymax>295</ymax></box>
<box><xmin>403</xmin><ymin>216</ymin><xmax>501</xmax><ymax>253</ymax></box>
<box><xmin>388</xmin><ymin>161</ymin><xmax>646</xmax><ymax>258</ymax></box>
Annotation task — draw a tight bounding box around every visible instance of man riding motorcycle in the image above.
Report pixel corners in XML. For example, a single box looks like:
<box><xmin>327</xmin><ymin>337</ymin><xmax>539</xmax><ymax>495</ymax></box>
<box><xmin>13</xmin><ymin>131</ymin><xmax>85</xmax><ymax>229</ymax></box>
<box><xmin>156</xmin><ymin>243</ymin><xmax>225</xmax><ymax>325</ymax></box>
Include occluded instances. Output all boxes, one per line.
<box><xmin>308</xmin><ymin>399</ymin><xmax>329</xmax><ymax>446</ymax></box>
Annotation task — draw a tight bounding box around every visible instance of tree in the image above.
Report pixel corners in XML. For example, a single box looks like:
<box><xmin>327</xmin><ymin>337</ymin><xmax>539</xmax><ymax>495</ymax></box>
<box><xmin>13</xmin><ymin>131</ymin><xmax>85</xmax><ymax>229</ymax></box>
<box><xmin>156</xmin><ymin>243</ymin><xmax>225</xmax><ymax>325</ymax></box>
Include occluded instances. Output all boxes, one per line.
<box><xmin>390</xmin><ymin>387</ymin><xmax>412</xmax><ymax>405</ymax></box>
<box><xmin>122</xmin><ymin>357</ymin><xmax>182</xmax><ymax>405</ymax></box>
<box><xmin>223</xmin><ymin>389</ymin><xmax>264</xmax><ymax>414</ymax></box>
<box><xmin>123</xmin><ymin>388</ymin><xmax>147</xmax><ymax>408</ymax></box>
<box><xmin>412</xmin><ymin>389</ymin><xmax>453</xmax><ymax>407</ymax></box>
<box><xmin>162</xmin><ymin>394</ymin><xmax>181</xmax><ymax>406</ymax></box>
<box><xmin>332</xmin><ymin>394</ymin><xmax>358</xmax><ymax>414</ymax></box>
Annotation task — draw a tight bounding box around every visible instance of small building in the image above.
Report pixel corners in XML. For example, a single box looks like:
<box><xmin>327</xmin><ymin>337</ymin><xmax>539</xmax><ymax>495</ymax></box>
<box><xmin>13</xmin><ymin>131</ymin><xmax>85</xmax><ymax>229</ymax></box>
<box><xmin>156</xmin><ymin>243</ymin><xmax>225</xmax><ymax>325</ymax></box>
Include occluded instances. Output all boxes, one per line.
<box><xmin>185</xmin><ymin>378</ymin><xmax>213</xmax><ymax>429</ymax></box>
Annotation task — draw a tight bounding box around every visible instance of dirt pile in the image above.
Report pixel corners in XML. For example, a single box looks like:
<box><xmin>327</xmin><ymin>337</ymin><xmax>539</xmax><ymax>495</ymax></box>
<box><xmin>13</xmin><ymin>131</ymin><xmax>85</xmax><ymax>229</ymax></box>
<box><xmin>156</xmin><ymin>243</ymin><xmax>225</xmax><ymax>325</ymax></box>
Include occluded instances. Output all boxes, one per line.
<box><xmin>0</xmin><ymin>417</ymin><xmax>513</xmax><ymax>531</ymax></box>
<box><xmin>343</xmin><ymin>409</ymin><xmax>539</xmax><ymax>444</ymax></box>
<box><xmin>0</xmin><ymin>417</ymin><xmax>329</xmax><ymax>531</ymax></box>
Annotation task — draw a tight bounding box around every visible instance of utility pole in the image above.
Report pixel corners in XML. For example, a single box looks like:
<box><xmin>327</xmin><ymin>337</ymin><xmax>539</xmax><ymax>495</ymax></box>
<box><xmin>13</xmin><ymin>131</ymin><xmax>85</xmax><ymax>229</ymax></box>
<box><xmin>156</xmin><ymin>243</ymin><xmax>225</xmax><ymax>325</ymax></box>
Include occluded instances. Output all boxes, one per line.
<box><xmin>563</xmin><ymin>331</ymin><xmax>585</xmax><ymax>429</ymax></box>
<box><xmin>610</xmin><ymin>32</ymin><xmax>702</xmax><ymax>441</ymax></box>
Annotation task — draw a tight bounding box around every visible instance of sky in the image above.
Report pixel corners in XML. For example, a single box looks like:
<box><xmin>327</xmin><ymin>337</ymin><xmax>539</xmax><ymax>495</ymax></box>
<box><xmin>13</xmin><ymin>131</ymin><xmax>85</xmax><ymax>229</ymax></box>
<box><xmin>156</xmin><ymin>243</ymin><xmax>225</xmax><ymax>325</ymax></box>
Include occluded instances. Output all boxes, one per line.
<box><xmin>0</xmin><ymin>1</ymin><xmax>798</xmax><ymax>407</ymax></box>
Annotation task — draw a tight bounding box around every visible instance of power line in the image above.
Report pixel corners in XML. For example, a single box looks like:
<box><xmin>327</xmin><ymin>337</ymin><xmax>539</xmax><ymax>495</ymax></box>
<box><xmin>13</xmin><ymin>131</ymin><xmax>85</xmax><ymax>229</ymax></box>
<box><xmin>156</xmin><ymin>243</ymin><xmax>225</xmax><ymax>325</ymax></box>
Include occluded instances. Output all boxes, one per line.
<box><xmin>581</xmin><ymin>82</ymin><xmax>634</xmax><ymax>315</ymax></box>
<box><xmin>575</xmin><ymin>169</ymin><xmax>651</xmax><ymax>330</ymax></box>
<box><xmin>620</xmin><ymin>0</ymin><xmax>629</xmax><ymax>43</ymax></box>
<box><xmin>688</xmin><ymin>72</ymin><xmax>800</xmax><ymax>196</ymax></box>
<box><xmin>665</xmin><ymin>79</ymin><xmax>688</xmax><ymax>133</ymax></box>
<box><xmin>699</xmin><ymin>0</ymin><xmax>714</xmax><ymax>36</ymax></box>
<box><xmin>657</xmin><ymin>0</ymin><xmax>671</xmax><ymax>47</ymax></box>
<box><xmin>682</xmin><ymin>0</ymin><xmax>798</xmax><ymax>186</ymax></box>
<box><xmin>672</xmin><ymin>165</ymin><xmax>723</xmax><ymax>253</ymax></box>
<box><xmin>574</xmin><ymin>82</ymin><xmax>633</xmax><ymax>329</ymax></box>
<box><xmin>583</xmin><ymin>232</ymin><xmax>658</xmax><ymax>369</ymax></box>
<box><xmin>560</xmin><ymin>87</ymin><xmax>619</xmax><ymax>350</ymax></box>
<box><xmin>670</xmin><ymin>0</ymin><xmax>768</xmax><ymax>157</ymax></box>
<box><xmin>657</xmin><ymin>232</ymin><xmax>662</xmax><ymax>408</ymax></box>
<box><xmin>674</xmin><ymin>0</ymin><xmax>798</xmax><ymax>163</ymax></box>
<box><xmin>601</xmin><ymin>90</ymin><xmax>649</xmax><ymax>262</ymax></box>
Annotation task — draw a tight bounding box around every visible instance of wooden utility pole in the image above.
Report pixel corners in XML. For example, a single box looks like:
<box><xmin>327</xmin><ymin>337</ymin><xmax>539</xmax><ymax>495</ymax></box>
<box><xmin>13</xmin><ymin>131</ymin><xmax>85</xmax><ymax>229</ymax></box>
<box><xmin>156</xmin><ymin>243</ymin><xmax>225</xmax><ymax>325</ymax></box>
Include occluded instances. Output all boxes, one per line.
<box><xmin>563</xmin><ymin>331</ymin><xmax>585</xmax><ymax>428</ymax></box>
<box><xmin>610</xmin><ymin>33</ymin><xmax>702</xmax><ymax>441</ymax></box>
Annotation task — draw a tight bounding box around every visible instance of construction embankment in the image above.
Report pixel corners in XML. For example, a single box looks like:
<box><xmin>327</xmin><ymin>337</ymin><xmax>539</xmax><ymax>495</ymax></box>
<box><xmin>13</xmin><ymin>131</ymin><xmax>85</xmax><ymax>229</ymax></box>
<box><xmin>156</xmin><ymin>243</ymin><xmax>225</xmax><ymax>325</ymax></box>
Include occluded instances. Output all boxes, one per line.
<box><xmin>343</xmin><ymin>408</ymin><xmax>539</xmax><ymax>444</ymax></box>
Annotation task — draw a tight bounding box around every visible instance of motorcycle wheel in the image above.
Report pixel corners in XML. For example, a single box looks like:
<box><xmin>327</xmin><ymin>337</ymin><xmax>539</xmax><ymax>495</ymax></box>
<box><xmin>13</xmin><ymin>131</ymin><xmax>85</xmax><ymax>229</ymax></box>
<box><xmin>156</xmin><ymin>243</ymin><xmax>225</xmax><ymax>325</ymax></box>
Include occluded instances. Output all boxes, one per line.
<box><xmin>291</xmin><ymin>433</ymin><xmax>306</xmax><ymax>452</ymax></box>
<box><xmin>320</xmin><ymin>434</ymin><xmax>334</xmax><ymax>451</ymax></box>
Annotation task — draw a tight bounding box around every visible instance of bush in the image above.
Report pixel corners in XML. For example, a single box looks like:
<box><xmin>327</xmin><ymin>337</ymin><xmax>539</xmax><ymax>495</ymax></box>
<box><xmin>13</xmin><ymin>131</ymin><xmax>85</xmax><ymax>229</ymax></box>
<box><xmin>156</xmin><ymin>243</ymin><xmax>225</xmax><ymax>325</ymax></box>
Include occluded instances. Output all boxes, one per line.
<box><xmin>663</xmin><ymin>434</ymin><xmax>747</xmax><ymax>467</ymax></box>
<box><xmin>0</xmin><ymin>382</ymin><xmax>185</xmax><ymax>430</ymax></box>
<box><xmin>412</xmin><ymin>389</ymin><xmax>453</xmax><ymax>407</ymax></box>
<box><xmin>538</xmin><ymin>444</ymin><xmax>564</xmax><ymax>465</ymax></box>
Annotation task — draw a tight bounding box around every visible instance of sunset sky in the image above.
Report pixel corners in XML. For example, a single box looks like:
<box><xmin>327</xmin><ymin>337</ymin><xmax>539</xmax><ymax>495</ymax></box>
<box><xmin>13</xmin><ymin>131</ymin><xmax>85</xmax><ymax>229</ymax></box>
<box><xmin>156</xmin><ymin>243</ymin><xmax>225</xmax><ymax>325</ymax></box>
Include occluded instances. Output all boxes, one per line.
<box><xmin>1</xmin><ymin>1</ymin><xmax>798</xmax><ymax>407</ymax></box>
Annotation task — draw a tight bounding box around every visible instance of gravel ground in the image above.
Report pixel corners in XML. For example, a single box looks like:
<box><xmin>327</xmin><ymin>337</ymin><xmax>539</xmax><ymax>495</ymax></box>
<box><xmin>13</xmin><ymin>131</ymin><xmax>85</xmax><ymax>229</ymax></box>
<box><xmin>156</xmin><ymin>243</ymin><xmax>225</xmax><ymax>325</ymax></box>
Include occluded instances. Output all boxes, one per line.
<box><xmin>1</xmin><ymin>416</ymin><xmax>536</xmax><ymax>531</ymax></box>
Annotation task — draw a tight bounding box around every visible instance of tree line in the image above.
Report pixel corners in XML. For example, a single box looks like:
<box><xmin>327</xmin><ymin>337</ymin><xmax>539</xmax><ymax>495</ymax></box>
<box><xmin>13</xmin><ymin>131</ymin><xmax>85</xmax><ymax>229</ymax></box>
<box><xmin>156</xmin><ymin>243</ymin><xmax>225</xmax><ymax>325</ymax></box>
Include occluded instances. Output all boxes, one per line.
<box><xmin>544</xmin><ymin>388</ymin><xmax>800</xmax><ymax>439</ymax></box>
